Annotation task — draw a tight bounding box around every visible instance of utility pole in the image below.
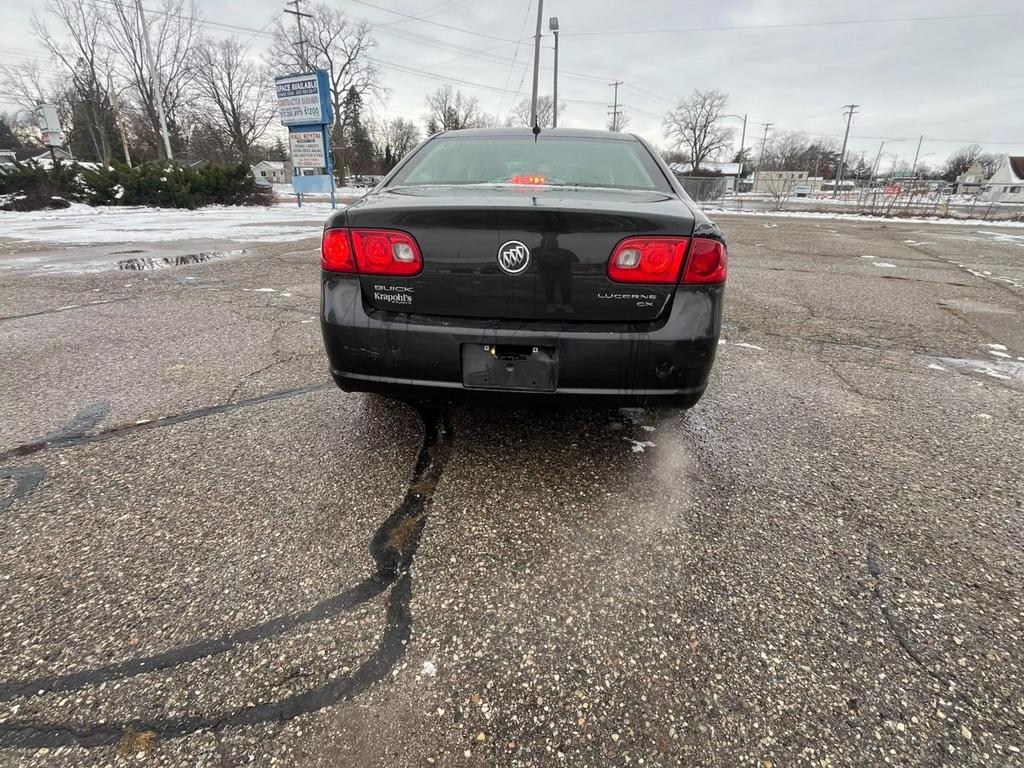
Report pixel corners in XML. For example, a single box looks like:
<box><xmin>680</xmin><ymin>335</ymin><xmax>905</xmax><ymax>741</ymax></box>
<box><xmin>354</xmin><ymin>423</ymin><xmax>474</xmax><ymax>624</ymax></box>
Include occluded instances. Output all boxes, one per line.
<box><xmin>753</xmin><ymin>121</ymin><xmax>773</xmax><ymax>191</ymax></box>
<box><xmin>909</xmin><ymin>134</ymin><xmax>923</xmax><ymax>180</ymax></box>
<box><xmin>108</xmin><ymin>74</ymin><xmax>132</xmax><ymax>168</ymax></box>
<box><xmin>608</xmin><ymin>80</ymin><xmax>623</xmax><ymax>131</ymax></box>
<box><xmin>135</xmin><ymin>0</ymin><xmax>173</xmax><ymax>161</ymax></box>
<box><xmin>833</xmin><ymin>103</ymin><xmax>859</xmax><ymax>198</ymax></box>
<box><xmin>284</xmin><ymin>0</ymin><xmax>313</xmax><ymax>70</ymax></box>
<box><xmin>549</xmin><ymin>17</ymin><xmax>559</xmax><ymax>128</ymax></box>
<box><xmin>529</xmin><ymin>0</ymin><xmax>544</xmax><ymax>129</ymax></box>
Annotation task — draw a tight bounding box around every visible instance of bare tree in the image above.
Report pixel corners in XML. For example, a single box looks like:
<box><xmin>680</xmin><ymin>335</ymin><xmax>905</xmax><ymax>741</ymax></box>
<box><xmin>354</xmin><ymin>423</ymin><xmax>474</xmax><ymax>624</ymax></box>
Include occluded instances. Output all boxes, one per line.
<box><xmin>371</xmin><ymin>116</ymin><xmax>421</xmax><ymax>171</ymax></box>
<box><xmin>103</xmin><ymin>0</ymin><xmax>200</xmax><ymax>160</ymax></box>
<box><xmin>940</xmin><ymin>144</ymin><xmax>997</xmax><ymax>182</ymax></box>
<box><xmin>759</xmin><ymin>131</ymin><xmax>811</xmax><ymax>171</ymax></box>
<box><xmin>607</xmin><ymin>111</ymin><xmax>631</xmax><ymax>132</ymax></box>
<box><xmin>423</xmin><ymin>85</ymin><xmax>488</xmax><ymax>133</ymax></box>
<box><xmin>505</xmin><ymin>96</ymin><xmax>565</xmax><ymax>129</ymax></box>
<box><xmin>193</xmin><ymin>36</ymin><xmax>275</xmax><ymax>162</ymax></box>
<box><xmin>0</xmin><ymin>61</ymin><xmax>52</xmax><ymax>118</ymax></box>
<box><xmin>663</xmin><ymin>89</ymin><xmax>735</xmax><ymax>171</ymax></box>
<box><xmin>29</xmin><ymin>0</ymin><xmax>119</xmax><ymax>163</ymax></box>
<box><xmin>268</xmin><ymin>4</ymin><xmax>381</xmax><ymax>169</ymax></box>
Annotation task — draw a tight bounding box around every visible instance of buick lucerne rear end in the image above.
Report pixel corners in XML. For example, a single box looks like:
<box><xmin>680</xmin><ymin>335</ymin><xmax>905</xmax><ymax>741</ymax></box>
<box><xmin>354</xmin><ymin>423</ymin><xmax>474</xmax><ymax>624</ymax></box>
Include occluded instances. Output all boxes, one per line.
<box><xmin>320</xmin><ymin>128</ymin><xmax>726</xmax><ymax>407</ymax></box>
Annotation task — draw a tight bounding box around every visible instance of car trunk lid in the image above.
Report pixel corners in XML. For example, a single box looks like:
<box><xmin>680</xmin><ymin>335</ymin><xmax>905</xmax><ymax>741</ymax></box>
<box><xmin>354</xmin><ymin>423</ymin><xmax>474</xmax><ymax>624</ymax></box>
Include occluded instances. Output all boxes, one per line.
<box><xmin>344</xmin><ymin>185</ymin><xmax>696</xmax><ymax>322</ymax></box>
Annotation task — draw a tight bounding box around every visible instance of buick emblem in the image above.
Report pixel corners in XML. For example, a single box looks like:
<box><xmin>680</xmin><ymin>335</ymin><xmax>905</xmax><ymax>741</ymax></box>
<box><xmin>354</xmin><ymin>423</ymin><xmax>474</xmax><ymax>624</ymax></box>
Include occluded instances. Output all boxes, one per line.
<box><xmin>497</xmin><ymin>240</ymin><xmax>530</xmax><ymax>275</ymax></box>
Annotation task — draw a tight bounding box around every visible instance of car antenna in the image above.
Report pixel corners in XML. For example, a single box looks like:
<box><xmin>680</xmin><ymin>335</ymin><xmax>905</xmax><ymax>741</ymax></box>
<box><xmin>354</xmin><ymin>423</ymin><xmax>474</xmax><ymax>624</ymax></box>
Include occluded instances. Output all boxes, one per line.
<box><xmin>533</xmin><ymin>123</ymin><xmax>541</xmax><ymax>142</ymax></box>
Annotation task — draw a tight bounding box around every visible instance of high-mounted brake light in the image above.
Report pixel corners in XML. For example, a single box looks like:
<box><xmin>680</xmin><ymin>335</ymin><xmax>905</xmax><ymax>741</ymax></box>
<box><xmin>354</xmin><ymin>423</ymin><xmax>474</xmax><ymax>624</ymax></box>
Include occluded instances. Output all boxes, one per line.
<box><xmin>607</xmin><ymin>237</ymin><xmax>689</xmax><ymax>284</ymax></box>
<box><xmin>681</xmin><ymin>238</ymin><xmax>727</xmax><ymax>284</ymax></box>
<box><xmin>321</xmin><ymin>228</ymin><xmax>423</xmax><ymax>276</ymax></box>
<box><xmin>509</xmin><ymin>175</ymin><xmax>546</xmax><ymax>185</ymax></box>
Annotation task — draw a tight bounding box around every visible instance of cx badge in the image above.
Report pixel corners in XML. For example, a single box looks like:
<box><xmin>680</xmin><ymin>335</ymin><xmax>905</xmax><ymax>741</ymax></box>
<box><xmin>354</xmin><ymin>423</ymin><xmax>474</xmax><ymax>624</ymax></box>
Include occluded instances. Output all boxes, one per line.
<box><xmin>497</xmin><ymin>240</ymin><xmax>531</xmax><ymax>275</ymax></box>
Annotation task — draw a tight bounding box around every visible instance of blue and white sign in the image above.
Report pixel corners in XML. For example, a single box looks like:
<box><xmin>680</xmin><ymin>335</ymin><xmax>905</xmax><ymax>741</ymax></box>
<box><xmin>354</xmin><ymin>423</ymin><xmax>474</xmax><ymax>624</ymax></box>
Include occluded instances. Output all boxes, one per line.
<box><xmin>275</xmin><ymin>70</ymin><xmax>333</xmax><ymax>127</ymax></box>
<box><xmin>274</xmin><ymin>69</ymin><xmax>336</xmax><ymax>208</ymax></box>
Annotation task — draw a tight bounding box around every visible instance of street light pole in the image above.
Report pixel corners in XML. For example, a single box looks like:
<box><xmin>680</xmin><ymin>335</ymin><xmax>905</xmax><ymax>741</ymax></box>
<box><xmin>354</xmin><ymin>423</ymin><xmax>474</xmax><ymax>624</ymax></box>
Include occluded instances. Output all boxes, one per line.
<box><xmin>550</xmin><ymin>17</ymin><xmax>559</xmax><ymax>128</ymax></box>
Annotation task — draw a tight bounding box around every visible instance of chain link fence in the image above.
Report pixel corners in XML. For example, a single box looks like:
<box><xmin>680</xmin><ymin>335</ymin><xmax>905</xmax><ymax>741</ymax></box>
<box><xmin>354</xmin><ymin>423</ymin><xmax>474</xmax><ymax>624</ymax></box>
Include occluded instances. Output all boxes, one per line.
<box><xmin>677</xmin><ymin>176</ymin><xmax>727</xmax><ymax>202</ymax></box>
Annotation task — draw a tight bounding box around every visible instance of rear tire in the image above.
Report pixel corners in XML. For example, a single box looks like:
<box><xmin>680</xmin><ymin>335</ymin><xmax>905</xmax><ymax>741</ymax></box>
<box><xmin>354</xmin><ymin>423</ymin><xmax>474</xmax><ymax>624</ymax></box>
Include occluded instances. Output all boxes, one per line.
<box><xmin>675</xmin><ymin>392</ymin><xmax>703</xmax><ymax>410</ymax></box>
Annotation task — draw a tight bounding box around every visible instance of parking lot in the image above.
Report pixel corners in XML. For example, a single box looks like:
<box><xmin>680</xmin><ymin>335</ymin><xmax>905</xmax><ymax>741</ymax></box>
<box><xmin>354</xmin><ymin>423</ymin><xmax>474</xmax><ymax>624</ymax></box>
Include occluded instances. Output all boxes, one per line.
<box><xmin>1</xmin><ymin>214</ymin><xmax>1022</xmax><ymax>766</ymax></box>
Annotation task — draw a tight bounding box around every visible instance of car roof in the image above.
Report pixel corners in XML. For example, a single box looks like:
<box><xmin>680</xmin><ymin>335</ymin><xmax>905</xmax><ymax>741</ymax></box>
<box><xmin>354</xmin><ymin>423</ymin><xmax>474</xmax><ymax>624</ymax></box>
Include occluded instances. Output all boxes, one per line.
<box><xmin>435</xmin><ymin>127</ymin><xmax>639</xmax><ymax>142</ymax></box>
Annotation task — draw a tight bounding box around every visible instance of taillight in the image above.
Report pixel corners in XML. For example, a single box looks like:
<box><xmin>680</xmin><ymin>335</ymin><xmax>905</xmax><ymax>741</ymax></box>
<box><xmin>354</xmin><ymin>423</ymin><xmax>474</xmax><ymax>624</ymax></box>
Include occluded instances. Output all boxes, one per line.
<box><xmin>607</xmin><ymin>237</ymin><xmax>689</xmax><ymax>284</ymax></box>
<box><xmin>682</xmin><ymin>238</ymin><xmax>727</xmax><ymax>284</ymax></box>
<box><xmin>322</xmin><ymin>228</ymin><xmax>355</xmax><ymax>272</ymax></box>
<box><xmin>321</xmin><ymin>228</ymin><xmax>423</xmax><ymax>276</ymax></box>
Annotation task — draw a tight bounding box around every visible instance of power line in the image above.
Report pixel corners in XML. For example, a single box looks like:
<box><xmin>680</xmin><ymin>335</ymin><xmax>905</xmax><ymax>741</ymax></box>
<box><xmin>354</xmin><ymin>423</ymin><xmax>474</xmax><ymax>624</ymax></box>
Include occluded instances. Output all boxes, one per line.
<box><xmin>558</xmin><ymin>11</ymin><xmax>1024</xmax><ymax>37</ymax></box>
<box><xmin>496</xmin><ymin>0</ymin><xmax>533</xmax><ymax>122</ymax></box>
<box><xmin>348</xmin><ymin>0</ymin><xmax>519</xmax><ymax>43</ymax></box>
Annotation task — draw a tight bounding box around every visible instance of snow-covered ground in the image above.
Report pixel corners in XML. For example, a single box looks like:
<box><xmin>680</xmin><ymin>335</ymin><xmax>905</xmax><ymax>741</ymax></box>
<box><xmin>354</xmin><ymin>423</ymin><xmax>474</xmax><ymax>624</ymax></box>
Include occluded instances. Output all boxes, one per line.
<box><xmin>270</xmin><ymin>183</ymin><xmax>367</xmax><ymax>200</ymax></box>
<box><xmin>706</xmin><ymin>207</ymin><xmax>1024</xmax><ymax>228</ymax></box>
<box><xmin>0</xmin><ymin>203</ymin><xmax>340</xmax><ymax>245</ymax></box>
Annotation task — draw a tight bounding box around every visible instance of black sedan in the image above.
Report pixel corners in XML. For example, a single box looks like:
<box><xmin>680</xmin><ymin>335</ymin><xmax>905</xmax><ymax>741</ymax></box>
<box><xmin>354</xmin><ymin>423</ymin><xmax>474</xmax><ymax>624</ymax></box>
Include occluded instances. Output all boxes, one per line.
<box><xmin>320</xmin><ymin>128</ymin><xmax>726</xmax><ymax>407</ymax></box>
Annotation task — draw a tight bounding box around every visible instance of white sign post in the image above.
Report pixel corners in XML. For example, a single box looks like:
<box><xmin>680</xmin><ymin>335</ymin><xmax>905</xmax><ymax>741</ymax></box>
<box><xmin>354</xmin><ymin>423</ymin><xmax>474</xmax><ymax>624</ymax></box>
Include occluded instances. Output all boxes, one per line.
<box><xmin>37</xmin><ymin>104</ymin><xmax>63</xmax><ymax>153</ymax></box>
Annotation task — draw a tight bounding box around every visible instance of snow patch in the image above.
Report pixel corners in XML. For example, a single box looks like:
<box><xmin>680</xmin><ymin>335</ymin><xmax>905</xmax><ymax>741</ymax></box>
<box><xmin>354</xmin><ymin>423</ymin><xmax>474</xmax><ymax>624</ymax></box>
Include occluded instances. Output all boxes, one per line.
<box><xmin>927</xmin><ymin>363</ymin><xmax>946</xmax><ymax>371</ymax></box>
<box><xmin>420</xmin><ymin>660</ymin><xmax>437</xmax><ymax>677</ymax></box>
<box><xmin>626</xmin><ymin>439</ymin><xmax>656</xmax><ymax>453</ymax></box>
<box><xmin>989</xmin><ymin>350</ymin><xmax>1011</xmax><ymax>358</ymax></box>
<box><xmin>973</xmin><ymin>368</ymin><xmax>1011</xmax><ymax>381</ymax></box>
<box><xmin>987</xmin><ymin>343</ymin><xmax>1008</xmax><ymax>351</ymax></box>
<box><xmin>871</xmin><ymin>262</ymin><xmax>897</xmax><ymax>268</ymax></box>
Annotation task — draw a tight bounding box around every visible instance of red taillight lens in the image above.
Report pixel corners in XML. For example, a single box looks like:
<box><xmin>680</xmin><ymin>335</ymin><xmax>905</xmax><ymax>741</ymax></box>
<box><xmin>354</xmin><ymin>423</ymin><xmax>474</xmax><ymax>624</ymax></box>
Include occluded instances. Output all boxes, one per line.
<box><xmin>321</xmin><ymin>228</ymin><xmax>423</xmax><ymax>276</ymax></box>
<box><xmin>350</xmin><ymin>229</ymin><xmax>422</xmax><ymax>276</ymax></box>
<box><xmin>608</xmin><ymin>237</ymin><xmax>689</xmax><ymax>284</ymax></box>
<box><xmin>322</xmin><ymin>228</ymin><xmax>355</xmax><ymax>272</ymax></box>
<box><xmin>682</xmin><ymin>238</ymin><xmax>727</xmax><ymax>284</ymax></box>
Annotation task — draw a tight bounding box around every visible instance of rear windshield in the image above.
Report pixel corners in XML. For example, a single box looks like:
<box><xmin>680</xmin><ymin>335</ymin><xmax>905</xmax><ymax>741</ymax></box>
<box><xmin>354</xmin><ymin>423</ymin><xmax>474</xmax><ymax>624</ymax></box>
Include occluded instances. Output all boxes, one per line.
<box><xmin>387</xmin><ymin>135</ymin><xmax>671</xmax><ymax>192</ymax></box>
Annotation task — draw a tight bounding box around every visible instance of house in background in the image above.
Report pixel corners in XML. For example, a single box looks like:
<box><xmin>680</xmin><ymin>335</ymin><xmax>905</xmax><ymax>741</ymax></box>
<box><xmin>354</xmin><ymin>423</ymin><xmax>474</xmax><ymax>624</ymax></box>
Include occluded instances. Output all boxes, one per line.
<box><xmin>981</xmin><ymin>156</ymin><xmax>1024</xmax><ymax>203</ymax></box>
<box><xmin>751</xmin><ymin>170</ymin><xmax>809</xmax><ymax>195</ymax></box>
<box><xmin>251</xmin><ymin>160</ymin><xmax>291</xmax><ymax>186</ymax></box>
<box><xmin>954</xmin><ymin>163</ymin><xmax>987</xmax><ymax>196</ymax></box>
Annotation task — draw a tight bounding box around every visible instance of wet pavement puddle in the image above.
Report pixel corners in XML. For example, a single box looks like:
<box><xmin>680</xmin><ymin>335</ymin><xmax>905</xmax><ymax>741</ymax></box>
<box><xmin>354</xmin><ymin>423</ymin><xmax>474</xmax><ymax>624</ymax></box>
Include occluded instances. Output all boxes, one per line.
<box><xmin>117</xmin><ymin>251</ymin><xmax>245</xmax><ymax>271</ymax></box>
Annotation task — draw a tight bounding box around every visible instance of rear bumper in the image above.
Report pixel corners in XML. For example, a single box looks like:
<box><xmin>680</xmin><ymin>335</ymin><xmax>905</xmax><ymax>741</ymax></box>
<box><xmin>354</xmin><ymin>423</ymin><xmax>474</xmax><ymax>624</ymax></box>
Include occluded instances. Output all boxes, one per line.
<box><xmin>321</xmin><ymin>275</ymin><xmax>723</xmax><ymax>405</ymax></box>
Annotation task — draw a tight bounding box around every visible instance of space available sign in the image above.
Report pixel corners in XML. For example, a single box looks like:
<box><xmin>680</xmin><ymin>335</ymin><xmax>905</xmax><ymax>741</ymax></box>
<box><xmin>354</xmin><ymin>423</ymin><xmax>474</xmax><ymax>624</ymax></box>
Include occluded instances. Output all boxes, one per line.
<box><xmin>289</xmin><ymin>130</ymin><xmax>327</xmax><ymax>168</ymax></box>
<box><xmin>275</xmin><ymin>70</ymin><xmax>332</xmax><ymax>126</ymax></box>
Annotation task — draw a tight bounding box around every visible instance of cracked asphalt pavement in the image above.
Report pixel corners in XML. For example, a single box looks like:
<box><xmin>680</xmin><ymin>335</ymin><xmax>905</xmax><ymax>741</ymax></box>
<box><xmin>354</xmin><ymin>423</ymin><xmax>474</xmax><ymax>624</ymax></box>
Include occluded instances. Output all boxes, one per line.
<box><xmin>1</xmin><ymin>215</ymin><xmax>1022</xmax><ymax>766</ymax></box>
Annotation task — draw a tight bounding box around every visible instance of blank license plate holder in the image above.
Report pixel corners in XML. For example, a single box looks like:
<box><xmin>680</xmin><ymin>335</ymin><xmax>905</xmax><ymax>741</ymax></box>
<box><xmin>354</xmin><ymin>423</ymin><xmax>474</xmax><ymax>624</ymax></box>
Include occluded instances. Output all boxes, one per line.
<box><xmin>461</xmin><ymin>344</ymin><xmax>558</xmax><ymax>391</ymax></box>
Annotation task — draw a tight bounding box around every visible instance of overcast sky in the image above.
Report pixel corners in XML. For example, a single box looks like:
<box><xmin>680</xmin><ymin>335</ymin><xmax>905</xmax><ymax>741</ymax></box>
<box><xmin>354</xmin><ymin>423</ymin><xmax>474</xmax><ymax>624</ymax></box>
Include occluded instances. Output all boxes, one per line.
<box><xmin>2</xmin><ymin>0</ymin><xmax>1022</xmax><ymax>167</ymax></box>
